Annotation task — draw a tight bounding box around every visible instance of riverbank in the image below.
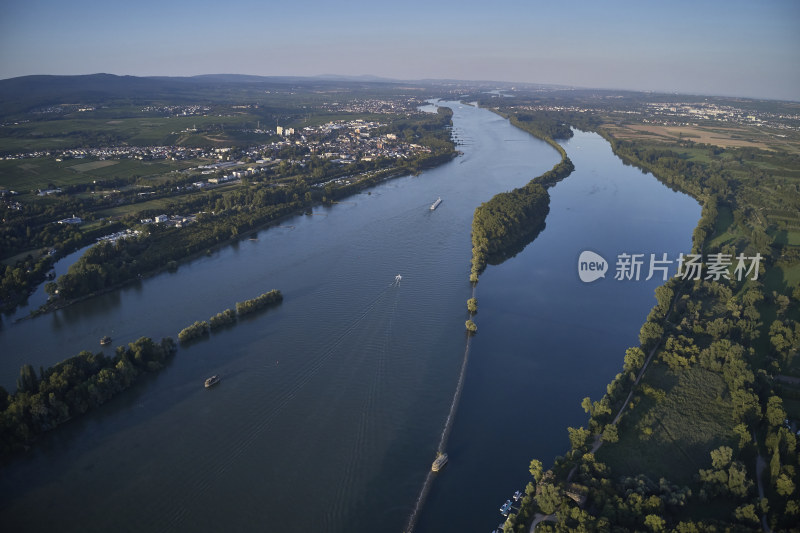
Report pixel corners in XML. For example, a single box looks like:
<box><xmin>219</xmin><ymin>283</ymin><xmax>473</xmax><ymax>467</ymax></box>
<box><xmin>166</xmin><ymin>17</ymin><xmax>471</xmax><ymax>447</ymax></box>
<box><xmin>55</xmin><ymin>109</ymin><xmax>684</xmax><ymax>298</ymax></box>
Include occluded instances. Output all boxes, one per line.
<box><xmin>0</xmin><ymin>102</ymin><xmax>568</xmax><ymax>532</ymax></box>
<box><xmin>413</xmin><ymin>126</ymin><xmax>700</xmax><ymax>532</ymax></box>
<box><xmin>469</xmin><ymin>108</ymin><xmax>574</xmax><ymax>281</ymax></box>
<box><xmin>22</xmin><ymin>150</ymin><xmax>457</xmax><ymax>321</ymax></box>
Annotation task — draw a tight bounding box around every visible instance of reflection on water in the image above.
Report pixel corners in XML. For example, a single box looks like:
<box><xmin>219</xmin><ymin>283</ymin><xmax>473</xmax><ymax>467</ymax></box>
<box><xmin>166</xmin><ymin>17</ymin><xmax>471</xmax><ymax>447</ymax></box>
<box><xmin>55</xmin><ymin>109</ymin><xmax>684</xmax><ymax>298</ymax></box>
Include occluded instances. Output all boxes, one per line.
<box><xmin>0</xmin><ymin>102</ymin><xmax>563</xmax><ymax>532</ymax></box>
<box><xmin>0</xmin><ymin>112</ymin><xmax>699</xmax><ymax>533</ymax></box>
<box><xmin>414</xmin><ymin>129</ymin><xmax>700</xmax><ymax>532</ymax></box>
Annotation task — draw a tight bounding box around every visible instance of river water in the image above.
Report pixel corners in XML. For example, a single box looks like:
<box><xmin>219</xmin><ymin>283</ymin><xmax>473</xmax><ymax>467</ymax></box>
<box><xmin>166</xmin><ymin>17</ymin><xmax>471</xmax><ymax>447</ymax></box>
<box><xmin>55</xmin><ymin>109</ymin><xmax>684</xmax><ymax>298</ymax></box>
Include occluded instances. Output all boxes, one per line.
<box><xmin>0</xmin><ymin>103</ymin><xmax>699</xmax><ymax>532</ymax></box>
<box><xmin>414</xmin><ymin>127</ymin><xmax>700</xmax><ymax>532</ymax></box>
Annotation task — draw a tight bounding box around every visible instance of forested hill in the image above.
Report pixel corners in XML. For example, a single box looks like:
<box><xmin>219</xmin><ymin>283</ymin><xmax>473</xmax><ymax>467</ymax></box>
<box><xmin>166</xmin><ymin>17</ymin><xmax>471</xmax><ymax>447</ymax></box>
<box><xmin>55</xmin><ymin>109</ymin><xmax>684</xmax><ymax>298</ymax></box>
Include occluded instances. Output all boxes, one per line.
<box><xmin>0</xmin><ymin>73</ymin><xmax>408</xmax><ymax>119</ymax></box>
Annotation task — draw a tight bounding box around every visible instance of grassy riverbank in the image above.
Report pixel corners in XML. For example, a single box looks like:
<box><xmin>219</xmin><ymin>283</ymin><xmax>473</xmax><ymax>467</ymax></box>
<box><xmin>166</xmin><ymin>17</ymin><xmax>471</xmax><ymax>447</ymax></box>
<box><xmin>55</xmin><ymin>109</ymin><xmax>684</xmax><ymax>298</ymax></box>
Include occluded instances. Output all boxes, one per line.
<box><xmin>491</xmin><ymin>102</ymin><xmax>800</xmax><ymax>530</ymax></box>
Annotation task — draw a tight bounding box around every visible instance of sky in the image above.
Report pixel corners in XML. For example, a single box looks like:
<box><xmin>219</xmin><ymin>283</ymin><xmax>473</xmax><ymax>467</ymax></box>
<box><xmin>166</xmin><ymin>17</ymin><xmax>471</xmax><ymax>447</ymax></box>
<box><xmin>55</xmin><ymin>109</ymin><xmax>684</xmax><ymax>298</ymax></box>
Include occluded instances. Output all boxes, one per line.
<box><xmin>1</xmin><ymin>0</ymin><xmax>798</xmax><ymax>101</ymax></box>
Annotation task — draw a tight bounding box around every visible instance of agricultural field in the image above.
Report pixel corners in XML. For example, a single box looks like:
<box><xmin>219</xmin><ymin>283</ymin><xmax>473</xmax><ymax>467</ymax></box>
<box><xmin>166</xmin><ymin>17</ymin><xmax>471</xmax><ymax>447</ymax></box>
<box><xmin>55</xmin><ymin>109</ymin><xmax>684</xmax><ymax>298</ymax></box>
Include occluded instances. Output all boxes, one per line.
<box><xmin>0</xmin><ymin>157</ymin><xmax>201</xmax><ymax>194</ymax></box>
<box><xmin>603</xmin><ymin>122</ymin><xmax>800</xmax><ymax>154</ymax></box>
<box><xmin>0</xmin><ymin>112</ymin><xmax>265</xmax><ymax>153</ymax></box>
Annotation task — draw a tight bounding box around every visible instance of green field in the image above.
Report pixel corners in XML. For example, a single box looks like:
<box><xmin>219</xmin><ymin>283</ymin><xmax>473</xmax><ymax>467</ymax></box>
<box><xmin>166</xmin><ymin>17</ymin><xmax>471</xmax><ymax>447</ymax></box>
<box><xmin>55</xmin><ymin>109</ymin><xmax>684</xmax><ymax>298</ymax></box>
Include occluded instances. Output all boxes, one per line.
<box><xmin>0</xmin><ymin>157</ymin><xmax>199</xmax><ymax>192</ymax></box>
<box><xmin>0</xmin><ymin>112</ymin><xmax>264</xmax><ymax>153</ymax></box>
<box><xmin>597</xmin><ymin>362</ymin><xmax>736</xmax><ymax>486</ymax></box>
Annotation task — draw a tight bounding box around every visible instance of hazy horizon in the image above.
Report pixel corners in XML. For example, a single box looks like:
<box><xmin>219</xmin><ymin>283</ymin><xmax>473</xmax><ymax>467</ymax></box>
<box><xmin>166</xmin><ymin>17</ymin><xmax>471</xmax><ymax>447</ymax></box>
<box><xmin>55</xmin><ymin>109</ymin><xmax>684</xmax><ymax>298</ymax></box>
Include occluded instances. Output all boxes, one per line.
<box><xmin>1</xmin><ymin>0</ymin><xmax>798</xmax><ymax>101</ymax></box>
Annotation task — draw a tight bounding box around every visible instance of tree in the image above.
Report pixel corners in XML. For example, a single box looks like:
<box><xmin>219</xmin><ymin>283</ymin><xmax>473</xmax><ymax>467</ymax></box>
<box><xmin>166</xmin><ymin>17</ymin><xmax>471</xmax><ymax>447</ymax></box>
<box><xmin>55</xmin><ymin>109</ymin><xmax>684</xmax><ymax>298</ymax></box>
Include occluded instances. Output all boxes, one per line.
<box><xmin>602</xmin><ymin>424</ymin><xmax>619</xmax><ymax>443</ymax></box>
<box><xmin>770</xmin><ymin>448</ymin><xmax>780</xmax><ymax>481</ymax></box>
<box><xmin>529</xmin><ymin>459</ymin><xmax>543</xmax><ymax>482</ymax></box>
<box><xmin>465</xmin><ymin>320</ymin><xmax>477</xmax><ymax>334</ymax></box>
<box><xmin>624</xmin><ymin>347</ymin><xmax>645</xmax><ymax>373</ymax></box>
<box><xmin>776</xmin><ymin>473</ymin><xmax>795</xmax><ymax>497</ymax></box>
<box><xmin>765</xmin><ymin>396</ymin><xmax>786</xmax><ymax>427</ymax></box>
<box><xmin>733</xmin><ymin>423</ymin><xmax>750</xmax><ymax>449</ymax></box>
<box><xmin>568</xmin><ymin>426</ymin><xmax>591</xmax><ymax>451</ymax></box>
<box><xmin>535</xmin><ymin>483</ymin><xmax>560</xmax><ymax>514</ymax></box>
<box><xmin>644</xmin><ymin>514</ymin><xmax>665</xmax><ymax>532</ymax></box>
<box><xmin>639</xmin><ymin>321</ymin><xmax>663</xmax><ymax>350</ymax></box>
<box><xmin>45</xmin><ymin>281</ymin><xmax>58</xmax><ymax>297</ymax></box>
<box><xmin>653</xmin><ymin>285</ymin><xmax>674</xmax><ymax>319</ymax></box>
<box><xmin>467</xmin><ymin>297</ymin><xmax>477</xmax><ymax>314</ymax></box>
<box><xmin>17</xmin><ymin>364</ymin><xmax>39</xmax><ymax>394</ymax></box>
<box><xmin>733</xmin><ymin>504</ymin><xmax>759</xmax><ymax>525</ymax></box>
<box><xmin>710</xmin><ymin>446</ymin><xmax>733</xmax><ymax>469</ymax></box>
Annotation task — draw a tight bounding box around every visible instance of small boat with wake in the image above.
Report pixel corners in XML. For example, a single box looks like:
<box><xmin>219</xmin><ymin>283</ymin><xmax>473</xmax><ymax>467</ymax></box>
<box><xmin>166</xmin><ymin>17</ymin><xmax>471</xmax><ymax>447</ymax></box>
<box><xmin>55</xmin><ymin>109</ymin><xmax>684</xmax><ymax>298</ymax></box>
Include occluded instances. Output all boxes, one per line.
<box><xmin>204</xmin><ymin>375</ymin><xmax>221</xmax><ymax>388</ymax></box>
<box><xmin>431</xmin><ymin>452</ymin><xmax>448</xmax><ymax>472</ymax></box>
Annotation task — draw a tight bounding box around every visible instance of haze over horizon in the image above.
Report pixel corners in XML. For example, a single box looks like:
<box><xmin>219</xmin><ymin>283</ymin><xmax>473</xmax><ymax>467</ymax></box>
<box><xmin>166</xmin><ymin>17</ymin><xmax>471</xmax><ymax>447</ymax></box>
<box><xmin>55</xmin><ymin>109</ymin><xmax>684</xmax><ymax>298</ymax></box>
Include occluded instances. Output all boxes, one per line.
<box><xmin>1</xmin><ymin>0</ymin><xmax>799</xmax><ymax>102</ymax></box>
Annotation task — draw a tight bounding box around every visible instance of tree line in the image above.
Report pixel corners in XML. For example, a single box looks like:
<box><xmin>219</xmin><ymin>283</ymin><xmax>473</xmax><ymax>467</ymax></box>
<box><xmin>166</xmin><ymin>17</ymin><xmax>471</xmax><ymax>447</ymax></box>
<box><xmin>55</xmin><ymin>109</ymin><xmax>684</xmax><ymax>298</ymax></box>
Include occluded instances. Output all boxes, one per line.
<box><xmin>178</xmin><ymin>290</ymin><xmax>283</xmax><ymax>342</ymax></box>
<box><xmin>0</xmin><ymin>337</ymin><xmax>177</xmax><ymax>459</ymax></box>
<box><xmin>499</xmin><ymin>120</ymin><xmax>800</xmax><ymax>531</ymax></box>
<box><xmin>469</xmin><ymin>112</ymin><xmax>575</xmax><ymax>282</ymax></box>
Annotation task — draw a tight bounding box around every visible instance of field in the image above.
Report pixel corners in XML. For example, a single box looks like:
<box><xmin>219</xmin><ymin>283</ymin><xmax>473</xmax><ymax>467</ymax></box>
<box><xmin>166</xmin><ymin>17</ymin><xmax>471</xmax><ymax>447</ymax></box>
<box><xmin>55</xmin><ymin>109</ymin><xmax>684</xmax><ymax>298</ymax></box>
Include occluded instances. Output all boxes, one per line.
<box><xmin>603</xmin><ymin>123</ymin><xmax>800</xmax><ymax>154</ymax></box>
<box><xmin>69</xmin><ymin>160</ymin><xmax>119</xmax><ymax>172</ymax></box>
<box><xmin>597</xmin><ymin>363</ymin><xmax>736</xmax><ymax>486</ymax></box>
<box><xmin>0</xmin><ymin>112</ymin><xmax>265</xmax><ymax>154</ymax></box>
<box><xmin>0</xmin><ymin>157</ymin><xmax>200</xmax><ymax>193</ymax></box>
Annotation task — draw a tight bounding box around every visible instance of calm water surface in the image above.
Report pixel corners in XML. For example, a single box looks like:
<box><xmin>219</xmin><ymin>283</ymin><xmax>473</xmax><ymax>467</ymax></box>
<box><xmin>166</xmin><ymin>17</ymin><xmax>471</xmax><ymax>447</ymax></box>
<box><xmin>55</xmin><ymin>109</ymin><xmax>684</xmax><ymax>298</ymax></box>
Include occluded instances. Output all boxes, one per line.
<box><xmin>0</xmin><ymin>102</ymin><xmax>572</xmax><ymax>532</ymax></box>
<box><xmin>415</xmin><ymin>129</ymin><xmax>700</xmax><ymax>532</ymax></box>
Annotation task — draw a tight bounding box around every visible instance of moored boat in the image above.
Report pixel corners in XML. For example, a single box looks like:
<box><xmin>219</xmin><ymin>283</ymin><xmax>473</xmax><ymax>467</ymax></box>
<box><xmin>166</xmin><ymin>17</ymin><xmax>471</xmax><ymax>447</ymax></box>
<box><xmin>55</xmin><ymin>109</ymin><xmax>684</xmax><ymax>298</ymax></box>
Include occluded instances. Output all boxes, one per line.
<box><xmin>100</xmin><ymin>336</ymin><xmax>112</xmax><ymax>346</ymax></box>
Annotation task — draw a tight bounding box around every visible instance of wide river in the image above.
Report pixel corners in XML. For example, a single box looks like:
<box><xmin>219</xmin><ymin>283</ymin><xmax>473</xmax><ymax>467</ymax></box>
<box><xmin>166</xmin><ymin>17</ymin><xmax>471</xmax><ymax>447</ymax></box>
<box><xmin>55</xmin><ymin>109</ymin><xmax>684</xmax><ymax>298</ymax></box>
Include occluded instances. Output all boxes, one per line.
<box><xmin>0</xmin><ymin>102</ymin><xmax>699</xmax><ymax>532</ymax></box>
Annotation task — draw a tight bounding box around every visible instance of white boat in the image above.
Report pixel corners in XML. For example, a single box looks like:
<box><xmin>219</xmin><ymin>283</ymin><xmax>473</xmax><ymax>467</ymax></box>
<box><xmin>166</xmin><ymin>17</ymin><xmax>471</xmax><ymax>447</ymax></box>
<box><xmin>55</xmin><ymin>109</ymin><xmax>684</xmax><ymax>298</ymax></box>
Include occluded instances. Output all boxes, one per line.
<box><xmin>431</xmin><ymin>452</ymin><xmax>448</xmax><ymax>471</ymax></box>
<box><xmin>430</xmin><ymin>197</ymin><xmax>442</xmax><ymax>210</ymax></box>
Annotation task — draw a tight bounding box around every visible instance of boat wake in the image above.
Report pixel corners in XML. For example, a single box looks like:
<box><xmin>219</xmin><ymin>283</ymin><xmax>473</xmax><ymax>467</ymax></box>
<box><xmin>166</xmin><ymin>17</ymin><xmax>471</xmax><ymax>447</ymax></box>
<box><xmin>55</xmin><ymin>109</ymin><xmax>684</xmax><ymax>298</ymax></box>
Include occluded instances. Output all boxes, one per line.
<box><xmin>404</xmin><ymin>285</ymin><xmax>475</xmax><ymax>533</ymax></box>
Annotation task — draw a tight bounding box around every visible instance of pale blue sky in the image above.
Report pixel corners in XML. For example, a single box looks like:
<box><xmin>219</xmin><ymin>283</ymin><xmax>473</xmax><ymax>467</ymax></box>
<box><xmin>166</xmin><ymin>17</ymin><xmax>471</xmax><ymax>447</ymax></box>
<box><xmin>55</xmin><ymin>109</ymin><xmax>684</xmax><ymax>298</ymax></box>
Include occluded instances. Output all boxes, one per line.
<box><xmin>1</xmin><ymin>0</ymin><xmax>798</xmax><ymax>100</ymax></box>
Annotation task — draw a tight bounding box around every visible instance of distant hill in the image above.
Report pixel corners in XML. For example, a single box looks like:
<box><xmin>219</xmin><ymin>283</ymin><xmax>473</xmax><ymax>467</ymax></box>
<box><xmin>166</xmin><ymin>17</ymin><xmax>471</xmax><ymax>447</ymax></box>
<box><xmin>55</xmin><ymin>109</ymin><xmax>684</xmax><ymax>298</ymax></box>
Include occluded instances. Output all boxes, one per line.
<box><xmin>0</xmin><ymin>74</ymin><xmax>211</xmax><ymax>117</ymax></box>
<box><xmin>0</xmin><ymin>73</ymin><xmax>408</xmax><ymax>119</ymax></box>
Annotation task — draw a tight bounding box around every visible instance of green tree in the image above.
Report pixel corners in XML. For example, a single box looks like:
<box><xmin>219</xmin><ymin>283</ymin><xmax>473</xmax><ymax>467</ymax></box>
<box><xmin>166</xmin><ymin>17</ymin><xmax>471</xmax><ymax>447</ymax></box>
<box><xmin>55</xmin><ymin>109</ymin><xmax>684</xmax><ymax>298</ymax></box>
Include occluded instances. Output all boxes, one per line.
<box><xmin>529</xmin><ymin>459</ymin><xmax>543</xmax><ymax>483</ymax></box>
<box><xmin>653</xmin><ymin>285</ymin><xmax>674</xmax><ymax>319</ymax></box>
<box><xmin>624</xmin><ymin>347</ymin><xmax>645</xmax><ymax>373</ymax></box>
<box><xmin>710</xmin><ymin>446</ymin><xmax>733</xmax><ymax>469</ymax></box>
<box><xmin>568</xmin><ymin>426</ymin><xmax>591</xmax><ymax>451</ymax></box>
<box><xmin>770</xmin><ymin>447</ymin><xmax>780</xmax><ymax>481</ymax></box>
<box><xmin>733</xmin><ymin>423</ymin><xmax>750</xmax><ymax>449</ymax></box>
<box><xmin>776</xmin><ymin>473</ymin><xmax>795</xmax><ymax>497</ymax></box>
<box><xmin>602</xmin><ymin>424</ymin><xmax>619</xmax><ymax>443</ymax></box>
<box><xmin>535</xmin><ymin>483</ymin><xmax>560</xmax><ymax>515</ymax></box>
<box><xmin>465</xmin><ymin>319</ymin><xmax>477</xmax><ymax>334</ymax></box>
<box><xmin>467</xmin><ymin>297</ymin><xmax>477</xmax><ymax>314</ymax></box>
<box><xmin>17</xmin><ymin>364</ymin><xmax>38</xmax><ymax>394</ymax></box>
<box><xmin>765</xmin><ymin>396</ymin><xmax>786</xmax><ymax>427</ymax></box>
<box><xmin>639</xmin><ymin>321</ymin><xmax>663</xmax><ymax>349</ymax></box>
<box><xmin>733</xmin><ymin>504</ymin><xmax>759</xmax><ymax>525</ymax></box>
<box><xmin>45</xmin><ymin>281</ymin><xmax>58</xmax><ymax>297</ymax></box>
<box><xmin>644</xmin><ymin>514</ymin><xmax>665</xmax><ymax>532</ymax></box>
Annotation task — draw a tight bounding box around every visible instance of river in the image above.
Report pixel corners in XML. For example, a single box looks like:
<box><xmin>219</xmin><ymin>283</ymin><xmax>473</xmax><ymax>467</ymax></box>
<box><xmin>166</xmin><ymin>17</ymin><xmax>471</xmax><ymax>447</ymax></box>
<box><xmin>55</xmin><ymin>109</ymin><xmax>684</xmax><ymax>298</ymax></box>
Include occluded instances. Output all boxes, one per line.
<box><xmin>0</xmin><ymin>103</ymin><xmax>699</xmax><ymax>532</ymax></box>
<box><xmin>414</xmin><ymin>127</ymin><xmax>700</xmax><ymax>532</ymax></box>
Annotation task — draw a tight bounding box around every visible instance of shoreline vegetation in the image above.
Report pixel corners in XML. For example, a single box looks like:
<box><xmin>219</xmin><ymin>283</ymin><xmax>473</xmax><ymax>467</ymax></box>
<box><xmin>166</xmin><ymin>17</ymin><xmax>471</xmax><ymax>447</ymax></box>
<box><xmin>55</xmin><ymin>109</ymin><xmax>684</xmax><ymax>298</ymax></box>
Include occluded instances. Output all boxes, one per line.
<box><xmin>1</xmin><ymin>105</ymin><xmax>457</xmax><ymax>319</ymax></box>
<box><xmin>178</xmin><ymin>290</ymin><xmax>283</xmax><ymax>342</ymax></box>
<box><xmin>1</xmin><ymin>289</ymin><xmax>284</xmax><ymax>460</ymax></box>
<box><xmin>0</xmin><ymin>336</ymin><xmax>177</xmax><ymax>459</ymax></box>
<box><xmin>469</xmin><ymin>110</ymin><xmax>575</xmax><ymax>283</ymax></box>
<box><xmin>485</xmin><ymin>103</ymin><xmax>800</xmax><ymax>530</ymax></box>
<box><xmin>22</xmin><ymin>152</ymin><xmax>454</xmax><ymax>321</ymax></box>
